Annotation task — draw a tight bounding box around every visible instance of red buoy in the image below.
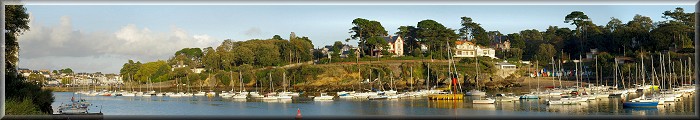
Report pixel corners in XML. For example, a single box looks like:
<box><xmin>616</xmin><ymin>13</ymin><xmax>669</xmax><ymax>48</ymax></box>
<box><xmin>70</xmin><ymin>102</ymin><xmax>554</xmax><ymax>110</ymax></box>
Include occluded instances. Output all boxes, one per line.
<box><xmin>296</xmin><ymin>108</ymin><xmax>302</xmax><ymax>119</ymax></box>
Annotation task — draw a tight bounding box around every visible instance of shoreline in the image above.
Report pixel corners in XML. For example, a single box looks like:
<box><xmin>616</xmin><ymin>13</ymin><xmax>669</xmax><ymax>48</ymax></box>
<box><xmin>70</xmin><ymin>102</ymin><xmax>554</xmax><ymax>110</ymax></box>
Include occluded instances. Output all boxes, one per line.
<box><xmin>44</xmin><ymin>77</ymin><xmax>600</xmax><ymax>95</ymax></box>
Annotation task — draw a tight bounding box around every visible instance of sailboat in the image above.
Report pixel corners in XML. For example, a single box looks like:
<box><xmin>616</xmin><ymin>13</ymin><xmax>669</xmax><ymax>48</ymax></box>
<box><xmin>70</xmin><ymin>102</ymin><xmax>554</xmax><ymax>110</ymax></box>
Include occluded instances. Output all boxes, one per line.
<box><xmin>233</xmin><ymin>71</ymin><xmax>248</xmax><ymax>99</ymax></box>
<box><xmin>386</xmin><ymin>72</ymin><xmax>400</xmax><ymax>99</ymax></box>
<box><xmin>368</xmin><ymin>72</ymin><xmax>388</xmax><ymax>100</ymax></box>
<box><xmin>427</xmin><ymin>41</ymin><xmax>464</xmax><ymax>100</ymax></box>
<box><xmin>520</xmin><ymin>61</ymin><xmax>540</xmax><ymax>99</ymax></box>
<box><xmin>221</xmin><ymin>71</ymin><xmax>236</xmax><ymax>98</ymax></box>
<box><xmin>623</xmin><ymin>50</ymin><xmax>659</xmax><ymax>108</ymax></box>
<box><xmin>261</xmin><ymin>73</ymin><xmax>278</xmax><ymax>100</ymax></box>
<box><xmin>277</xmin><ymin>72</ymin><xmax>293</xmax><ymax>99</ymax></box>
<box><xmin>466</xmin><ymin>55</ymin><xmax>486</xmax><ymax>96</ymax></box>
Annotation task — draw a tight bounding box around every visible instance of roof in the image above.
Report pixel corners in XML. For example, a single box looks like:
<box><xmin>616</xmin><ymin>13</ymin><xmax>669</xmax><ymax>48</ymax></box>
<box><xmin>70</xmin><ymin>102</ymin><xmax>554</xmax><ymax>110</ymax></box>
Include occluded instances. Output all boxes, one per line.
<box><xmin>455</xmin><ymin>41</ymin><xmax>474</xmax><ymax>45</ymax></box>
<box><xmin>382</xmin><ymin>35</ymin><xmax>401</xmax><ymax>43</ymax></box>
<box><xmin>496</xmin><ymin>62</ymin><xmax>515</xmax><ymax>66</ymax></box>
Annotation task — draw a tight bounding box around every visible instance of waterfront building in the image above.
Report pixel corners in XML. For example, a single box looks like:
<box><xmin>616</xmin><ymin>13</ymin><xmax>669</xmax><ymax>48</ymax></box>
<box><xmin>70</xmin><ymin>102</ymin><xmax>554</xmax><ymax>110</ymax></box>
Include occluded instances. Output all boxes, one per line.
<box><xmin>453</xmin><ymin>41</ymin><xmax>497</xmax><ymax>59</ymax></box>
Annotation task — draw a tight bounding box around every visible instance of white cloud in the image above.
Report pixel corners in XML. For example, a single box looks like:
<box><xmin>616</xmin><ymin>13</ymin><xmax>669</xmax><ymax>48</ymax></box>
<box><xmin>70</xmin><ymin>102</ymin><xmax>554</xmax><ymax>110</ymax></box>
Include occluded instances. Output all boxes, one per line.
<box><xmin>243</xmin><ymin>27</ymin><xmax>262</xmax><ymax>37</ymax></box>
<box><xmin>18</xmin><ymin>15</ymin><xmax>220</xmax><ymax>73</ymax></box>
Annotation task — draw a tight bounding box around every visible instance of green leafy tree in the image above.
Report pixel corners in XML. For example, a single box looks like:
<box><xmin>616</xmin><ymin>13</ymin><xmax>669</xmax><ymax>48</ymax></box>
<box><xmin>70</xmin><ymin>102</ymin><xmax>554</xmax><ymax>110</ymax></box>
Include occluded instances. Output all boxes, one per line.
<box><xmin>202</xmin><ymin>47</ymin><xmax>220</xmax><ymax>71</ymax></box>
<box><xmin>5</xmin><ymin>5</ymin><xmax>54</xmax><ymax>114</ymax></box>
<box><xmin>58</xmin><ymin>68</ymin><xmax>73</xmax><ymax>74</ymax></box>
<box><xmin>272</xmin><ymin>35</ymin><xmax>284</xmax><ymax>40</ymax></box>
<box><xmin>564</xmin><ymin>11</ymin><xmax>593</xmax><ymax>36</ymax></box>
<box><xmin>217</xmin><ymin>39</ymin><xmax>236</xmax><ymax>71</ymax></box>
<box><xmin>507</xmin><ymin>33</ymin><xmax>525</xmax><ymax>49</ymax></box>
<box><xmin>255</xmin><ymin>44</ymin><xmax>281</xmax><ymax>66</ymax></box>
<box><xmin>233</xmin><ymin>46</ymin><xmax>255</xmax><ymax>65</ymax></box>
<box><xmin>332</xmin><ymin>41</ymin><xmax>343</xmax><ymax>58</ymax></box>
<box><xmin>650</xmin><ymin>23</ymin><xmax>693</xmax><ymax>50</ymax></box>
<box><xmin>662</xmin><ymin>7</ymin><xmax>695</xmax><ymax>28</ymax></box>
<box><xmin>348</xmin><ymin>18</ymin><xmax>388</xmax><ymax>57</ymax></box>
<box><xmin>459</xmin><ymin>17</ymin><xmax>489</xmax><ymax>46</ymax></box>
<box><xmin>366</xmin><ymin>36</ymin><xmax>389</xmax><ymax>57</ymax></box>
<box><xmin>396</xmin><ymin>26</ymin><xmax>419</xmax><ymax>56</ymax></box>
<box><xmin>536</xmin><ymin>44</ymin><xmax>556</xmax><ymax>66</ymax></box>
<box><xmin>416</xmin><ymin>19</ymin><xmax>458</xmax><ymax>59</ymax></box>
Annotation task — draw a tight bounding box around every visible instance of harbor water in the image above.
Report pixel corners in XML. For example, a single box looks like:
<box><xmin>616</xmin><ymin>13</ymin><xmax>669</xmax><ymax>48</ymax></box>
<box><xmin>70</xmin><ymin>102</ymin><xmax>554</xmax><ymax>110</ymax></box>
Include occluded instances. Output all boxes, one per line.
<box><xmin>51</xmin><ymin>92</ymin><xmax>695</xmax><ymax>116</ymax></box>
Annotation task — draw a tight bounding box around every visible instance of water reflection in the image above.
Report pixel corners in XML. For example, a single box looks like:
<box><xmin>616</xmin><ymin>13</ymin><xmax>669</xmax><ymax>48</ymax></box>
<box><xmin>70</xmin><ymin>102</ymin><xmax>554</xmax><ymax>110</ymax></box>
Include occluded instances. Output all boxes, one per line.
<box><xmin>52</xmin><ymin>92</ymin><xmax>694</xmax><ymax>115</ymax></box>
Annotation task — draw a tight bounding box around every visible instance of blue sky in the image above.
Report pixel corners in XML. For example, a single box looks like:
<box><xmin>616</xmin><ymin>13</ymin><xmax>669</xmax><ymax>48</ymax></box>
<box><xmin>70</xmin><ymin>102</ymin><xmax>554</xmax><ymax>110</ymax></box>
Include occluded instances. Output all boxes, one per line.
<box><xmin>18</xmin><ymin>5</ymin><xmax>694</xmax><ymax>74</ymax></box>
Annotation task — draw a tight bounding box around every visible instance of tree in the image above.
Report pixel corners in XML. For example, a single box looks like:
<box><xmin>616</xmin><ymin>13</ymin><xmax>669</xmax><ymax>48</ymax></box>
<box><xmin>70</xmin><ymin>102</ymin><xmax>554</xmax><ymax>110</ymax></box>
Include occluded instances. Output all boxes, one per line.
<box><xmin>365</xmin><ymin>36</ymin><xmax>389</xmax><ymax>57</ymax></box>
<box><xmin>216</xmin><ymin>40</ymin><xmax>236</xmax><ymax>71</ymax></box>
<box><xmin>564</xmin><ymin>11</ymin><xmax>592</xmax><ymax>36</ymax></box>
<box><xmin>606</xmin><ymin>17</ymin><xmax>624</xmax><ymax>32</ymax></box>
<box><xmin>417</xmin><ymin>19</ymin><xmax>458</xmax><ymax>59</ymax></box>
<box><xmin>255</xmin><ymin>44</ymin><xmax>281</xmax><ymax>66</ymax></box>
<box><xmin>331</xmin><ymin>41</ymin><xmax>343</xmax><ymax>58</ymax></box>
<box><xmin>5</xmin><ymin>5</ymin><xmax>30</xmax><ymax>74</ymax></box>
<box><xmin>5</xmin><ymin>5</ymin><xmax>54</xmax><ymax>114</ymax></box>
<box><xmin>348</xmin><ymin>18</ymin><xmax>388</xmax><ymax>57</ymax></box>
<box><xmin>650</xmin><ymin>23</ymin><xmax>693</xmax><ymax>50</ymax></box>
<box><xmin>507</xmin><ymin>48</ymin><xmax>524</xmax><ymax>60</ymax></box>
<box><xmin>396</xmin><ymin>26</ymin><xmax>419</xmax><ymax>56</ymax></box>
<box><xmin>459</xmin><ymin>17</ymin><xmax>489</xmax><ymax>46</ymax></box>
<box><xmin>272</xmin><ymin>35</ymin><xmax>284</xmax><ymax>40</ymax></box>
<box><xmin>233</xmin><ymin>46</ymin><xmax>255</xmax><ymax>65</ymax></box>
<box><xmin>202</xmin><ymin>47</ymin><xmax>220</xmax><ymax>71</ymax></box>
<box><xmin>662</xmin><ymin>7</ymin><xmax>695</xmax><ymax>28</ymax></box>
<box><xmin>174</xmin><ymin>48</ymin><xmax>203</xmax><ymax>66</ymax></box>
<box><xmin>58</xmin><ymin>68</ymin><xmax>74</xmax><ymax>74</ymax></box>
<box><xmin>536</xmin><ymin>44</ymin><xmax>556</xmax><ymax>66</ymax></box>
<box><xmin>507</xmin><ymin>33</ymin><xmax>525</xmax><ymax>49</ymax></box>
<box><xmin>134</xmin><ymin>61</ymin><xmax>170</xmax><ymax>83</ymax></box>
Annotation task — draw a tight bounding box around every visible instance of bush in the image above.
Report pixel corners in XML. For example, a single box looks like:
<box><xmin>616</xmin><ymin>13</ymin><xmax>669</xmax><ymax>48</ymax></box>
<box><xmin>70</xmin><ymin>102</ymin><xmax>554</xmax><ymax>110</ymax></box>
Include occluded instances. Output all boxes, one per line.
<box><xmin>5</xmin><ymin>74</ymin><xmax>54</xmax><ymax>114</ymax></box>
<box><xmin>5</xmin><ymin>98</ymin><xmax>44</xmax><ymax>115</ymax></box>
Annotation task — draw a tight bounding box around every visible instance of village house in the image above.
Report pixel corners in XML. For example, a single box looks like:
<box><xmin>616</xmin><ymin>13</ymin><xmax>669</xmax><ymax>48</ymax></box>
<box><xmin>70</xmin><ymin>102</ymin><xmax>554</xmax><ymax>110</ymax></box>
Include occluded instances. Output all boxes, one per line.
<box><xmin>453</xmin><ymin>41</ymin><xmax>498</xmax><ymax>59</ymax></box>
<box><xmin>378</xmin><ymin>35</ymin><xmax>404</xmax><ymax>57</ymax></box>
<box><xmin>489</xmin><ymin>36</ymin><xmax>511</xmax><ymax>51</ymax></box>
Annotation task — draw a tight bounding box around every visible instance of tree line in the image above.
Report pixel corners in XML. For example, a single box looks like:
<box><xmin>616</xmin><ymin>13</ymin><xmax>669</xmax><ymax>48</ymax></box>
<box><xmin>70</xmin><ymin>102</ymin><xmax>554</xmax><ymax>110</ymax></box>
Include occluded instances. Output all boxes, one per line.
<box><xmin>346</xmin><ymin>8</ymin><xmax>694</xmax><ymax>66</ymax></box>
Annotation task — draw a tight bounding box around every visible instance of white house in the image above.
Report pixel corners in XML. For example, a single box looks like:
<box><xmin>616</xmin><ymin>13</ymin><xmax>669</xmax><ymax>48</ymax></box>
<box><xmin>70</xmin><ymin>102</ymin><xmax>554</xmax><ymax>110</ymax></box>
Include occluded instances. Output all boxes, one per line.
<box><xmin>191</xmin><ymin>68</ymin><xmax>205</xmax><ymax>74</ymax></box>
<box><xmin>381</xmin><ymin>35</ymin><xmax>404</xmax><ymax>57</ymax></box>
<box><xmin>495</xmin><ymin>61</ymin><xmax>517</xmax><ymax>69</ymax></box>
<box><xmin>453</xmin><ymin>41</ymin><xmax>497</xmax><ymax>59</ymax></box>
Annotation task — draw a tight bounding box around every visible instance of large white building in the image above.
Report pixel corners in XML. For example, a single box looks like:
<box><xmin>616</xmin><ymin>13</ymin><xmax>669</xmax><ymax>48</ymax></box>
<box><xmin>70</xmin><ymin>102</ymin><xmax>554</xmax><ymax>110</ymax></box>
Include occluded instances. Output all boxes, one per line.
<box><xmin>453</xmin><ymin>41</ymin><xmax>497</xmax><ymax>59</ymax></box>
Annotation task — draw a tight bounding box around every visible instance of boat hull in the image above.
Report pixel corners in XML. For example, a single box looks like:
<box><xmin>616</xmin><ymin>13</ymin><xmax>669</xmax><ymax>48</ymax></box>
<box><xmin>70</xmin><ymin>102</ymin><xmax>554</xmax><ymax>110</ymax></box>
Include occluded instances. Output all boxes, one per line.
<box><xmin>623</xmin><ymin>102</ymin><xmax>659</xmax><ymax>108</ymax></box>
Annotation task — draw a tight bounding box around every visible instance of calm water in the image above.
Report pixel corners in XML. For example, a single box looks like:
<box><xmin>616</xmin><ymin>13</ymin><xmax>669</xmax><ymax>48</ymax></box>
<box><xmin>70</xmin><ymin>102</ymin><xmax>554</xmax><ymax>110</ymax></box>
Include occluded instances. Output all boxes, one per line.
<box><xmin>51</xmin><ymin>92</ymin><xmax>695</xmax><ymax>116</ymax></box>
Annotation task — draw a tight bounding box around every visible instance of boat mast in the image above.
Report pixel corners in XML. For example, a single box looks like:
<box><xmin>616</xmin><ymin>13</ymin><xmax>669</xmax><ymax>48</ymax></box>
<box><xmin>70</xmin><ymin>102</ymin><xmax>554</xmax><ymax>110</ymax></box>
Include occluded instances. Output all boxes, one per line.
<box><xmin>595</xmin><ymin>55</ymin><xmax>599</xmax><ymax>88</ymax></box>
<box><xmin>558</xmin><ymin>55</ymin><xmax>563</xmax><ymax>89</ymax></box>
<box><xmin>269</xmin><ymin>73</ymin><xmax>273</xmax><ymax>93</ymax></box>
<box><xmin>476</xmin><ymin>54</ymin><xmax>479</xmax><ymax>91</ymax></box>
<box><xmin>551</xmin><ymin>57</ymin><xmax>556</xmax><ymax>89</ymax></box>
<box><xmin>536</xmin><ymin>60</ymin><xmax>539</xmax><ymax>93</ymax></box>
<box><xmin>283</xmin><ymin>71</ymin><xmax>287</xmax><ymax>92</ymax></box>
<box><xmin>239</xmin><ymin>71</ymin><xmax>243</xmax><ymax>92</ymax></box>
<box><xmin>410</xmin><ymin>66</ymin><xmax>413</xmax><ymax>91</ymax></box>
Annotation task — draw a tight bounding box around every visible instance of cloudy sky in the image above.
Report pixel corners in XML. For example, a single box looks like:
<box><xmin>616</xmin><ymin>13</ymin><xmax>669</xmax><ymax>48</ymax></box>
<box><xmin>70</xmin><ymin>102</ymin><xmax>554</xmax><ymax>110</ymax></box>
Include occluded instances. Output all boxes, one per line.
<box><xmin>18</xmin><ymin>5</ymin><xmax>694</xmax><ymax>74</ymax></box>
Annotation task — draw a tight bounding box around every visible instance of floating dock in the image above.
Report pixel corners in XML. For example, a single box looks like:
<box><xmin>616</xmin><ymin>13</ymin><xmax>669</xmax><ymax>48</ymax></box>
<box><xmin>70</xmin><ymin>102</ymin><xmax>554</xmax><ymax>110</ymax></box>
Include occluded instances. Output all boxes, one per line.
<box><xmin>428</xmin><ymin>94</ymin><xmax>464</xmax><ymax>100</ymax></box>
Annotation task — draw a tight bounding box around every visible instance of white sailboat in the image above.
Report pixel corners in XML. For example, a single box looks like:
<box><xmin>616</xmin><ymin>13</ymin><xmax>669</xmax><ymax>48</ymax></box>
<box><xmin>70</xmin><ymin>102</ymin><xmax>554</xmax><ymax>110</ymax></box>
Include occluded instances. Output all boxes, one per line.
<box><xmin>261</xmin><ymin>73</ymin><xmax>278</xmax><ymax>100</ymax></box>
<box><xmin>233</xmin><ymin>71</ymin><xmax>248</xmax><ymax>99</ymax></box>
<box><xmin>466</xmin><ymin>56</ymin><xmax>486</xmax><ymax>96</ymax></box>
<box><xmin>277</xmin><ymin>72</ymin><xmax>293</xmax><ymax>99</ymax></box>
<box><xmin>314</xmin><ymin>93</ymin><xmax>334</xmax><ymax>101</ymax></box>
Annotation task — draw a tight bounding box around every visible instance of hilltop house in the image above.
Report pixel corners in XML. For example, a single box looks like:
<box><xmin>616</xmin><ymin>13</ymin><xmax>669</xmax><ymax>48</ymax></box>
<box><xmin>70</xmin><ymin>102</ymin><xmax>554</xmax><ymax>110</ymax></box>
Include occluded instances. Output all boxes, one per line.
<box><xmin>489</xmin><ymin>36</ymin><xmax>511</xmax><ymax>51</ymax></box>
<box><xmin>384</xmin><ymin>35</ymin><xmax>404</xmax><ymax>56</ymax></box>
<box><xmin>320</xmin><ymin>44</ymin><xmax>356</xmax><ymax>58</ymax></box>
<box><xmin>377</xmin><ymin>35</ymin><xmax>404</xmax><ymax>57</ymax></box>
<box><xmin>453</xmin><ymin>41</ymin><xmax>497</xmax><ymax>59</ymax></box>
